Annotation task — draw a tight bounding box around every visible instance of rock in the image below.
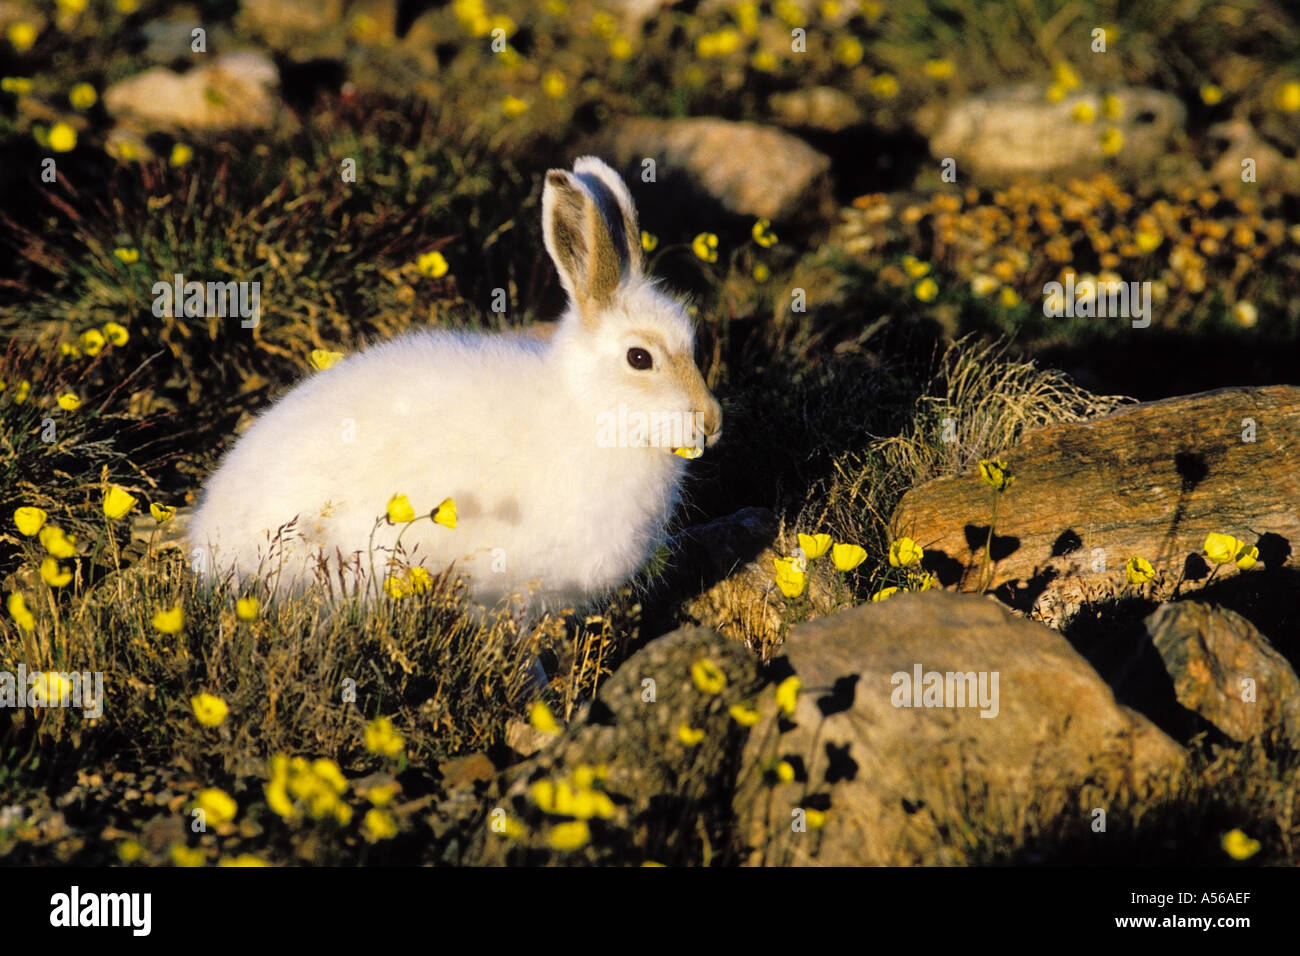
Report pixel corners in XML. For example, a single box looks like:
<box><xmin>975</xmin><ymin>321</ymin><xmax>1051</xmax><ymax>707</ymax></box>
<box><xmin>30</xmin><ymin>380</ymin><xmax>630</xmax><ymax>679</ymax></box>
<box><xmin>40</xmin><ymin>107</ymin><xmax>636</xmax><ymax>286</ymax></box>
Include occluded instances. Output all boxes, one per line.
<box><xmin>926</xmin><ymin>84</ymin><xmax>1186</xmax><ymax>184</ymax></box>
<box><xmin>103</xmin><ymin>51</ymin><xmax>280</xmax><ymax>132</ymax></box>
<box><xmin>1206</xmin><ymin>119</ymin><xmax>1300</xmax><ymax>191</ymax></box>
<box><xmin>733</xmin><ymin>592</ymin><xmax>1185</xmax><ymax>865</ymax></box>
<box><xmin>891</xmin><ymin>385</ymin><xmax>1300</xmax><ymax>622</ymax></box>
<box><xmin>454</xmin><ymin>624</ymin><xmax>763</xmax><ymax>864</ymax></box>
<box><xmin>588</xmin><ymin>117</ymin><xmax>835</xmax><ymax>224</ymax></box>
<box><xmin>768</xmin><ymin>86</ymin><xmax>865</xmax><ymax>133</ymax></box>
<box><xmin>1146</xmin><ymin>602</ymin><xmax>1300</xmax><ymax>745</ymax></box>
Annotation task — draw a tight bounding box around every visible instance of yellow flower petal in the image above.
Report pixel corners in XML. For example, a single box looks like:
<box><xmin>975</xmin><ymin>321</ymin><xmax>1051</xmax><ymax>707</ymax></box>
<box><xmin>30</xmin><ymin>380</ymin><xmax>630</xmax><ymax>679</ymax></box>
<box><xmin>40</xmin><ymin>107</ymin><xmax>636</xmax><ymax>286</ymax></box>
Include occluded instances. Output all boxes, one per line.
<box><xmin>310</xmin><ymin>349</ymin><xmax>344</xmax><ymax>370</ymax></box>
<box><xmin>152</xmin><ymin>605</ymin><xmax>184</xmax><ymax>634</ymax></box>
<box><xmin>530</xmin><ymin>700</ymin><xmax>560</xmax><ymax>734</ymax></box>
<box><xmin>797</xmin><ymin>533</ymin><xmax>832</xmax><ymax>559</ymax></box>
<box><xmin>690</xmin><ymin>657</ymin><xmax>727</xmax><ymax>694</ymax></box>
<box><xmin>14</xmin><ymin>506</ymin><xmax>47</xmax><ymax>536</ymax></box>
<box><xmin>39</xmin><ymin>526</ymin><xmax>76</xmax><ymax>558</ymax></box>
<box><xmin>728</xmin><ymin>704</ymin><xmax>761</xmax><ymax>726</ymax></box>
<box><xmin>546</xmin><ymin>820</ymin><xmax>590</xmax><ymax>851</ymax></box>
<box><xmin>1203</xmin><ymin>532</ymin><xmax>1242</xmax><ymax>566</ymax></box>
<box><xmin>831</xmin><ymin>543</ymin><xmax>867</xmax><ymax>571</ymax></box>
<box><xmin>39</xmin><ymin>557</ymin><xmax>72</xmax><ymax>587</ymax></box>
<box><xmin>1125</xmin><ymin>555</ymin><xmax>1155</xmax><ymax>585</ymax></box>
<box><xmin>191</xmin><ymin>693</ymin><xmax>228</xmax><ymax>726</ymax></box>
<box><xmin>103</xmin><ymin>484</ymin><xmax>138</xmax><ymax>519</ymax></box>
<box><xmin>7</xmin><ymin>592</ymin><xmax>36</xmax><ymax>631</ymax></box>
<box><xmin>235</xmin><ymin>596</ymin><xmax>259</xmax><ymax>621</ymax></box>
<box><xmin>386</xmin><ymin>493</ymin><xmax>416</xmax><ymax>523</ymax></box>
<box><xmin>150</xmin><ymin>502</ymin><xmax>176</xmax><ymax>523</ymax></box>
<box><xmin>775</xmin><ymin>676</ymin><xmax>800</xmax><ymax>716</ymax></box>
<box><xmin>888</xmin><ymin>536</ymin><xmax>923</xmax><ymax>568</ymax></box>
<box><xmin>57</xmin><ymin>392</ymin><xmax>81</xmax><ymax>411</ymax></box>
<box><xmin>432</xmin><ymin>497</ymin><xmax>457</xmax><ymax>528</ymax></box>
<box><xmin>1221</xmin><ymin>828</ymin><xmax>1260</xmax><ymax>860</ymax></box>
<box><xmin>677</xmin><ymin>724</ymin><xmax>705</xmax><ymax>746</ymax></box>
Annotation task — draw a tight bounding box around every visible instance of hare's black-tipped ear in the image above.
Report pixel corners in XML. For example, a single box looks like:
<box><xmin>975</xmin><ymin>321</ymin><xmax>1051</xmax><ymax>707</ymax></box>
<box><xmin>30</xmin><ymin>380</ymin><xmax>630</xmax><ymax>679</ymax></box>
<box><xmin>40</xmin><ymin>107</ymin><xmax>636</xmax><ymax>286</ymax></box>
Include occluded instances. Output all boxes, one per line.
<box><xmin>542</xmin><ymin>160</ymin><xmax>638</xmax><ymax>328</ymax></box>
<box><xmin>572</xmin><ymin>156</ymin><xmax>642</xmax><ymax>276</ymax></box>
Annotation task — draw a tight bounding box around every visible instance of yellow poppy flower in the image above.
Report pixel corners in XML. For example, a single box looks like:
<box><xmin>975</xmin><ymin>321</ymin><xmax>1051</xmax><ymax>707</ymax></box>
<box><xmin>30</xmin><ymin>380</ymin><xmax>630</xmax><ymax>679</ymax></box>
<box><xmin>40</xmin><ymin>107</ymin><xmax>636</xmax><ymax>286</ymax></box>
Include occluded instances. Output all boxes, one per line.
<box><xmin>362</xmin><ymin>808</ymin><xmax>399</xmax><ymax>842</ymax></box>
<box><xmin>501</xmin><ymin>95</ymin><xmax>530</xmax><ymax>117</ymax></box>
<box><xmin>913</xmin><ymin>277</ymin><xmax>938</xmax><ymax>302</ymax></box>
<box><xmin>150</xmin><ymin>502</ymin><xmax>175</xmax><ymax>523</ymax></box>
<box><xmin>673</xmin><ymin>445</ymin><xmax>703</xmax><ymax>459</ymax></box>
<box><xmin>12</xmin><ymin>380</ymin><xmax>30</xmax><ymax>403</ymax></box>
<box><xmin>432</xmin><ymin>497</ymin><xmax>457</xmax><ymax>528</ymax></box>
<box><xmin>870</xmin><ymin>586</ymin><xmax>899</xmax><ymax>602</ymax></box>
<box><xmin>407</xmin><ymin>566</ymin><xmax>433</xmax><ymax>593</ymax></box>
<box><xmin>751</xmin><ymin>219</ymin><xmax>778</xmax><ymax>248</ymax></box>
<box><xmin>772</xmin><ymin>557</ymin><xmax>807</xmax><ymax>598</ymax></box>
<box><xmin>1235</xmin><ymin>544</ymin><xmax>1259</xmax><ymax>571</ymax></box>
<box><xmin>102</xmin><ymin>321</ymin><xmax>129</xmax><ymax>345</ymax></box>
<box><xmin>692</xmin><ymin>232</ymin><xmax>719</xmax><ymax>263</ymax></box>
<box><xmin>1100</xmin><ymin>127</ymin><xmax>1124</xmax><ymax>156</ymax></box>
<box><xmin>978</xmin><ymin>458</ymin><xmax>1014</xmax><ymax>492</ymax></box>
<box><xmin>1203</xmin><ymin>532</ymin><xmax>1242</xmax><ymax>565</ymax></box>
<box><xmin>364</xmin><ymin>716</ymin><xmax>405</xmax><ymax>758</ymax></box>
<box><xmin>169</xmin><ymin>143</ymin><xmax>193</xmax><ymax>167</ymax></box>
<box><xmin>310</xmin><ymin>349</ymin><xmax>344</xmax><ymax>370</ymax></box>
<box><xmin>48</xmin><ymin>122</ymin><xmax>77</xmax><ymax>153</ymax></box>
<box><xmin>39</xmin><ymin>526</ymin><xmax>76</xmax><ymax>558</ymax></box>
<box><xmin>40</xmin><ymin>557</ymin><xmax>72</xmax><ymax>587</ymax></box>
<box><xmin>530</xmin><ymin>700</ymin><xmax>560</xmax><ymax>734</ymax></box>
<box><xmin>79</xmin><ymin>329</ymin><xmax>105</xmax><ymax>355</ymax></box>
<box><xmin>1125</xmin><ymin>556</ymin><xmax>1155</xmax><ymax>584</ymax></box>
<box><xmin>191</xmin><ymin>693</ymin><xmax>227</xmax><ymax>726</ymax></box>
<box><xmin>869</xmin><ymin>73</ymin><xmax>899</xmax><ymax>98</ymax></box>
<box><xmin>776</xmin><ymin>676</ymin><xmax>800</xmax><ymax>716</ymax></box>
<box><xmin>235</xmin><ymin>596</ymin><xmax>259</xmax><ymax>621</ymax></box>
<box><xmin>152</xmin><ymin>605</ymin><xmax>184</xmax><ymax>634</ymax></box>
<box><xmin>999</xmin><ymin>286</ymin><xmax>1021</xmax><ymax>307</ymax></box>
<box><xmin>888</xmin><ymin>536</ymin><xmax>924</xmax><ymax>568</ymax></box>
<box><xmin>6</xmin><ymin>22</ymin><xmax>37</xmax><ymax>54</ymax></box>
<box><xmin>0</xmin><ymin>77</ymin><xmax>32</xmax><ymax>94</ymax></box>
<box><xmin>218</xmin><ymin>854</ymin><xmax>269</xmax><ymax>867</ymax></box>
<box><xmin>7</xmin><ymin>592</ymin><xmax>35</xmax><ymax>631</ymax></box>
<box><xmin>640</xmin><ymin>231</ymin><xmax>658</xmax><ymax>252</ymax></box>
<box><xmin>1199</xmin><ymin>84</ymin><xmax>1222</xmax><ymax>105</ymax></box>
<box><xmin>363</xmin><ymin>782</ymin><xmax>401</xmax><ymax>807</ymax></box>
<box><xmin>386</xmin><ymin>493</ymin><xmax>416</xmax><ymax>523</ymax></box>
<box><xmin>729</xmin><ymin>704</ymin><xmax>761</xmax><ymax>726</ymax></box>
<box><xmin>56</xmin><ymin>392</ymin><xmax>81</xmax><ymax>411</ymax></box>
<box><xmin>677</xmin><ymin>724</ymin><xmax>705</xmax><ymax>746</ymax></box>
<box><xmin>1275</xmin><ymin>81</ymin><xmax>1300</xmax><ymax>113</ymax></box>
<box><xmin>923</xmin><ymin>59</ymin><xmax>955</xmax><ymax>80</ymax></box>
<box><xmin>103</xmin><ymin>484</ymin><xmax>138</xmax><ymax>519</ymax></box>
<box><xmin>546</xmin><ymin>820</ymin><xmax>590</xmax><ymax>851</ymax></box>
<box><xmin>60</xmin><ymin>342</ymin><xmax>81</xmax><ymax>359</ymax></box>
<box><xmin>1070</xmin><ymin>101</ymin><xmax>1096</xmax><ymax>123</ymax></box>
<box><xmin>753</xmin><ymin>263</ymin><xmax>770</xmax><ymax>282</ymax></box>
<box><xmin>542</xmin><ymin>70</ymin><xmax>567</xmax><ymax>99</ymax></box>
<box><xmin>805</xmin><ymin>808</ymin><xmax>828</xmax><ymax>828</ymax></box>
<box><xmin>797</xmin><ymin>533</ymin><xmax>832</xmax><ymax>559</ymax></box>
<box><xmin>831</xmin><ymin>543</ymin><xmax>867</xmax><ymax>571</ymax></box>
<box><xmin>775</xmin><ymin>760</ymin><xmax>795</xmax><ymax>783</ymax></box>
<box><xmin>117</xmin><ymin>840</ymin><xmax>144</xmax><ymax>864</ymax></box>
<box><xmin>1221</xmin><ymin>828</ymin><xmax>1260</xmax><ymax>860</ymax></box>
<box><xmin>169</xmin><ymin>844</ymin><xmax>205</xmax><ymax>867</ymax></box>
<box><xmin>68</xmin><ymin>82</ymin><xmax>96</xmax><ymax>110</ymax></box>
<box><xmin>193</xmin><ymin>788</ymin><xmax>237</xmax><ymax>826</ymax></box>
<box><xmin>691</xmin><ymin>657</ymin><xmax>727</xmax><ymax>694</ymax></box>
<box><xmin>902</xmin><ymin>255</ymin><xmax>931</xmax><ymax>278</ymax></box>
<box><xmin>14</xmin><ymin>506</ymin><xmax>47</xmax><ymax>536</ymax></box>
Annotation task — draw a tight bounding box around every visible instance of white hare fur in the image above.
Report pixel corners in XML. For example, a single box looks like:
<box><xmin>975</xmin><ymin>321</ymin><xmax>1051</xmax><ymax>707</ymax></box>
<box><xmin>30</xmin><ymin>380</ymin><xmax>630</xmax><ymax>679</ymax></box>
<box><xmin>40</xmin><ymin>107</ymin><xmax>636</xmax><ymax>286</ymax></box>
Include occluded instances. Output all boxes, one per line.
<box><xmin>188</xmin><ymin>157</ymin><xmax>723</xmax><ymax>615</ymax></box>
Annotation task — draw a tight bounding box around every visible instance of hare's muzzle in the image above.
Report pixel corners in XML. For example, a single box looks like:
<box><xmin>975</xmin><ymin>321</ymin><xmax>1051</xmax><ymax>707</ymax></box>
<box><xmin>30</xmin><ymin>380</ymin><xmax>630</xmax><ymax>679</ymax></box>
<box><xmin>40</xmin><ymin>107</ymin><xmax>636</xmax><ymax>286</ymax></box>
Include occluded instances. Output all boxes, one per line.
<box><xmin>698</xmin><ymin>393</ymin><xmax>723</xmax><ymax>447</ymax></box>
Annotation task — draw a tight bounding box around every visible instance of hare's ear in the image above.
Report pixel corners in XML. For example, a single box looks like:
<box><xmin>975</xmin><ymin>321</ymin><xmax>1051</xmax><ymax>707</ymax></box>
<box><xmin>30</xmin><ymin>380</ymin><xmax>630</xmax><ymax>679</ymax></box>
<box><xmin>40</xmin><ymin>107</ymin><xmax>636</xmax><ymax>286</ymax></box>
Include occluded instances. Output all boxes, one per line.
<box><xmin>571</xmin><ymin>156</ymin><xmax>642</xmax><ymax>276</ymax></box>
<box><xmin>542</xmin><ymin>159</ymin><xmax>639</xmax><ymax>327</ymax></box>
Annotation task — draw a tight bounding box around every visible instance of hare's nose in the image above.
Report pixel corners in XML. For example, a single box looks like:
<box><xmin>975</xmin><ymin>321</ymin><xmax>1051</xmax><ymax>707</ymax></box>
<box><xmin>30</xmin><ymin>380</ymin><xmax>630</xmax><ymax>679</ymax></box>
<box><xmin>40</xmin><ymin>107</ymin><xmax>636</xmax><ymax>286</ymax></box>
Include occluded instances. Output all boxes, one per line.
<box><xmin>700</xmin><ymin>396</ymin><xmax>723</xmax><ymax>446</ymax></box>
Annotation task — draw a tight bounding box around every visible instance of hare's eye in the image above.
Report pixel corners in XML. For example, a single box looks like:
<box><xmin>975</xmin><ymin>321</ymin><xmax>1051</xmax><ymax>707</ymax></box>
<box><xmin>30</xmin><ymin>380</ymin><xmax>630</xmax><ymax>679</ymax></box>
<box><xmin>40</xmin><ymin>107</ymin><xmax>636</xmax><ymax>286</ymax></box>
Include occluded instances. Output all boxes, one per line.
<box><xmin>627</xmin><ymin>347</ymin><xmax>653</xmax><ymax>371</ymax></box>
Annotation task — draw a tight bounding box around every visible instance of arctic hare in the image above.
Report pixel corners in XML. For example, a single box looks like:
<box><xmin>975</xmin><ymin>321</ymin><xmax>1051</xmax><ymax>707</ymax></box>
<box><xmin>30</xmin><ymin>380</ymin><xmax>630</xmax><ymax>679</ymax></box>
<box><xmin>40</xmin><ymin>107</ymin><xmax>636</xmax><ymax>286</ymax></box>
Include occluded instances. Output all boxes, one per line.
<box><xmin>188</xmin><ymin>156</ymin><xmax>723</xmax><ymax>615</ymax></box>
